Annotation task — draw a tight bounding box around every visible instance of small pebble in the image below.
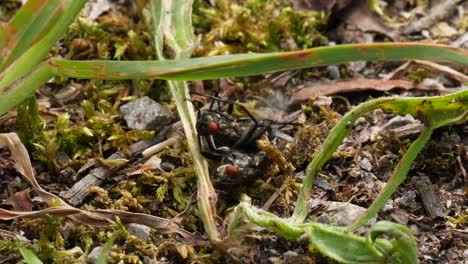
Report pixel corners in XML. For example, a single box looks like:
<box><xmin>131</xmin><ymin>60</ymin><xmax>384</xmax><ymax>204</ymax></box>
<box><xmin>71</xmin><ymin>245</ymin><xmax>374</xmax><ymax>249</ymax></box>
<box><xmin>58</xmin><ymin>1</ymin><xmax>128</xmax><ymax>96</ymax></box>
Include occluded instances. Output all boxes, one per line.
<box><xmin>87</xmin><ymin>246</ymin><xmax>103</xmax><ymax>264</ymax></box>
<box><xmin>327</xmin><ymin>65</ymin><xmax>341</xmax><ymax>80</ymax></box>
<box><xmin>128</xmin><ymin>223</ymin><xmax>151</xmax><ymax>240</ymax></box>
<box><xmin>283</xmin><ymin>251</ymin><xmax>300</xmax><ymax>264</ymax></box>
<box><xmin>360</xmin><ymin>158</ymin><xmax>373</xmax><ymax>172</ymax></box>
<box><xmin>160</xmin><ymin>162</ymin><xmax>175</xmax><ymax>172</ymax></box>
<box><xmin>396</xmin><ymin>190</ymin><xmax>416</xmax><ymax>209</ymax></box>
<box><xmin>120</xmin><ymin>96</ymin><xmax>173</xmax><ymax>131</ymax></box>
<box><xmin>314</xmin><ymin>178</ymin><xmax>333</xmax><ymax>191</ymax></box>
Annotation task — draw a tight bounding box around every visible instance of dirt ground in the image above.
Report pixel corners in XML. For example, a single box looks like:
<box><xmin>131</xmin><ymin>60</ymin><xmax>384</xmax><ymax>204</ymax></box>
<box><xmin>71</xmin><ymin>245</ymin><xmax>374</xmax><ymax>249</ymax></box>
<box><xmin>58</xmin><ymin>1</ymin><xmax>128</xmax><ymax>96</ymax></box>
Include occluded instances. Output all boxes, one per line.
<box><xmin>0</xmin><ymin>0</ymin><xmax>466</xmax><ymax>263</ymax></box>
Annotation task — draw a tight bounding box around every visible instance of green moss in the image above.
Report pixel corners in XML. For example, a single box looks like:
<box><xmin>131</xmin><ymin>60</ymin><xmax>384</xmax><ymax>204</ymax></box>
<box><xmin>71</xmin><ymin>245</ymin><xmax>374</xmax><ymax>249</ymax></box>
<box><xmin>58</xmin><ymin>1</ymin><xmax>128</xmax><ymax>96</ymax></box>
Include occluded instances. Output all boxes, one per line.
<box><xmin>408</xmin><ymin>68</ymin><xmax>432</xmax><ymax>83</ymax></box>
<box><xmin>193</xmin><ymin>0</ymin><xmax>328</xmax><ymax>55</ymax></box>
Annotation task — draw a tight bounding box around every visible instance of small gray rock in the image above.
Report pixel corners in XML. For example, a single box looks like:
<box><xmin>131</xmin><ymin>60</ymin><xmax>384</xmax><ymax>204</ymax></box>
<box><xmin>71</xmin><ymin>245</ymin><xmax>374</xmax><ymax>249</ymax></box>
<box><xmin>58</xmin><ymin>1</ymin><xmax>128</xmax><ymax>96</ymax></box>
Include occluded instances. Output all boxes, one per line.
<box><xmin>128</xmin><ymin>223</ymin><xmax>151</xmax><ymax>240</ymax></box>
<box><xmin>160</xmin><ymin>162</ymin><xmax>175</xmax><ymax>172</ymax></box>
<box><xmin>283</xmin><ymin>251</ymin><xmax>300</xmax><ymax>264</ymax></box>
<box><xmin>311</xmin><ymin>199</ymin><xmax>376</xmax><ymax>226</ymax></box>
<box><xmin>360</xmin><ymin>158</ymin><xmax>373</xmax><ymax>172</ymax></box>
<box><xmin>120</xmin><ymin>97</ymin><xmax>173</xmax><ymax>131</ymax></box>
<box><xmin>396</xmin><ymin>190</ymin><xmax>416</xmax><ymax>209</ymax></box>
<box><xmin>87</xmin><ymin>246</ymin><xmax>103</xmax><ymax>264</ymax></box>
<box><xmin>327</xmin><ymin>65</ymin><xmax>341</xmax><ymax>80</ymax></box>
<box><xmin>314</xmin><ymin>178</ymin><xmax>333</xmax><ymax>191</ymax></box>
<box><xmin>56</xmin><ymin>151</ymin><xmax>71</xmax><ymax>166</ymax></box>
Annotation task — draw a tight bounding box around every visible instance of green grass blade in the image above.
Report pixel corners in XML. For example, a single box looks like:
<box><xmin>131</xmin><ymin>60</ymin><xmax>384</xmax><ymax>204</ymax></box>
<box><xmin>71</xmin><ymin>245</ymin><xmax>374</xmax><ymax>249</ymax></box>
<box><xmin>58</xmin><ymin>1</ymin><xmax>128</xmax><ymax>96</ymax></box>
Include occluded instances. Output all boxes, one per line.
<box><xmin>0</xmin><ymin>62</ymin><xmax>54</xmax><ymax>116</ymax></box>
<box><xmin>1</xmin><ymin>43</ymin><xmax>465</xmax><ymax>121</ymax></box>
<box><xmin>19</xmin><ymin>248</ymin><xmax>43</xmax><ymax>264</ymax></box>
<box><xmin>290</xmin><ymin>97</ymin><xmax>394</xmax><ymax>223</ymax></box>
<box><xmin>149</xmin><ymin>0</ymin><xmax>220</xmax><ymax>242</ymax></box>
<box><xmin>292</xmin><ymin>89</ymin><xmax>467</xmax><ymax>226</ymax></box>
<box><xmin>0</xmin><ymin>22</ymin><xmax>5</xmax><ymax>48</ymax></box>
<box><xmin>0</xmin><ymin>0</ymin><xmax>87</xmax><ymax>91</ymax></box>
<box><xmin>0</xmin><ymin>0</ymin><xmax>62</xmax><ymax>71</ymax></box>
<box><xmin>49</xmin><ymin>43</ymin><xmax>467</xmax><ymax>80</ymax></box>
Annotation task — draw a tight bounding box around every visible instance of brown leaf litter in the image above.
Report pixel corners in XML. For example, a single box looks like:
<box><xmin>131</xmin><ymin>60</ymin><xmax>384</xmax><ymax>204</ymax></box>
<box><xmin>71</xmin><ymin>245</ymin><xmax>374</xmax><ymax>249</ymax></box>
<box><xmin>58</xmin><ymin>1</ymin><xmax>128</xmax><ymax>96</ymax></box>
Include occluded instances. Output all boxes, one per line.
<box><xmin>289</xmin><ymin>77</ymin><xmax>446</xmax><ymax>105</ymax></box>
<box><xmin>0</xmin><ymin>133</ymin><xmax>195</xmax><ymax>242</ymax></box>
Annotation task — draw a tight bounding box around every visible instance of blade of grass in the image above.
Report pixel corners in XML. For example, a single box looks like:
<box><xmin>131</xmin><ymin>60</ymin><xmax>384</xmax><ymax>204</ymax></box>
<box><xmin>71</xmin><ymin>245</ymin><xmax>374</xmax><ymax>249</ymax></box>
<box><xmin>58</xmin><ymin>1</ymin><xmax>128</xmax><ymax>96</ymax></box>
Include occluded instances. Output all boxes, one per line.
<box><xmin>149</xmin><ymin>0</ymin><xmax>220</xmax><ymax>242</ymax></box>
<box><xmin>0</xmin><ymin>43</ymin><xmax>466</xmax><ymax>123</ymax></box>
<box><xmin>291</xmin><ymin>89</ymin><xmax>468</xmax><ymax>224</ymax></box>
<box><xmin>0</xmin><ymin>0</ymin><xmax>87</xmax><ymax>90</ymax></box>
<box><xmin>47</xmin><ymin>43</ymin><xmax>467</xmax><ymax>80</ymax></box>
<box><xmin>0</xmin><ymin>0</ymin><xmax>62</xmax><ymax>71</ymax></box>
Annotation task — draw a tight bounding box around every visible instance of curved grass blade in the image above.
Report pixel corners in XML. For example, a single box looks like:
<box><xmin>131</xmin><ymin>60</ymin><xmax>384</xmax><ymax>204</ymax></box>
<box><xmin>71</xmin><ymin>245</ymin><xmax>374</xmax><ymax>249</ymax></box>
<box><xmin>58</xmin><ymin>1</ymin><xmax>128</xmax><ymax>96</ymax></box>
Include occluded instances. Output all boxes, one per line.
<box><xmin>48</xmin><ymin>43</ymin><xmax>467</xmax><ymax>80</ymax></box>
<box><xmin>0</xmin><ymin>0</ymin><xmax>62</xmax><ymax>71</ymax></box>
<box><xmin>291</xmin><ymin>89</ymin><xmax>468</xmax><ymax>225</ymax></box>
<box><xmin>0</xmin><ymin>0</ymin><xmax>87</xmax><ymax>90</ymax></box>
<box><xmin>148</xmin><ymin>0</ymin><xmax>220</xmax><ymax>242</ymax></box>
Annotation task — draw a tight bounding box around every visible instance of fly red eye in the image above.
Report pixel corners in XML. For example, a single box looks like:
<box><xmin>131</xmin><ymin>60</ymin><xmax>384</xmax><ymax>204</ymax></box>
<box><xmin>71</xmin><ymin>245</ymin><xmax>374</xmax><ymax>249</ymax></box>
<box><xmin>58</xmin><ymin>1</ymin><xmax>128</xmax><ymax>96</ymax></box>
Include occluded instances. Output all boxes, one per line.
<box><xmin>208</xmin><ymin>122</ymin><xmax>219</xmax><ymax>134</ymax></box>
<box><xmin>225</xmin><ymin>165</ymin><xmax>240</xmax><ymax>178</ymax></box>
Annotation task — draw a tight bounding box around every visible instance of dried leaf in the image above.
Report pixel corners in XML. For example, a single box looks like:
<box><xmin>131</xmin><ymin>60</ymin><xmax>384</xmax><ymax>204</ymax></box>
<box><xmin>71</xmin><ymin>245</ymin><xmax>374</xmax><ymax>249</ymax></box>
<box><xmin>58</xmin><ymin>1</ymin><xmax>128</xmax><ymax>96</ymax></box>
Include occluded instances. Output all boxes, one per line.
<box><xmin>2</xmin><ymin>188</ymin><xmax>34</xmax><ymax>211</ymax></box>
<box><xmin>386</xmin><ymin>60</ymin><xmax>468</xmax><ymax>83</ymax></box>
<box><xmin>0</xmin><ymin>133</ymin><xmax>195</xmax><ymax>242</ymax></box>
<box><xmin>83</xmin><ymin>0</ymin><xmax>112</xmax><ymax>20</ymax></box>
<box><xmin>343</xmin><ymin>2</ymin><xmax>398</xmax><ymax>40</ymax></box>
<box><xmin>290</xmin><ymin>78</ymin><xmax>443</xmax><ymax>105</ymax></box>
<box><xmin>219</xmin><ymin>78</ymin><xmax>242</xmax><ymax>99</ymax></box>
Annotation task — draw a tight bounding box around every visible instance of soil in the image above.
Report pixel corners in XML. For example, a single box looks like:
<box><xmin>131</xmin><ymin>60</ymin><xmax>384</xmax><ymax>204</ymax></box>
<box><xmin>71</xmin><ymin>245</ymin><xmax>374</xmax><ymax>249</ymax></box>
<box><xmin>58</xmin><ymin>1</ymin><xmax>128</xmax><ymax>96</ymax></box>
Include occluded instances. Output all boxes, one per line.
<box><xmin>0</xmin><ymin>0</ymin><xmax>466</xmax><ymax>263</ymax></box>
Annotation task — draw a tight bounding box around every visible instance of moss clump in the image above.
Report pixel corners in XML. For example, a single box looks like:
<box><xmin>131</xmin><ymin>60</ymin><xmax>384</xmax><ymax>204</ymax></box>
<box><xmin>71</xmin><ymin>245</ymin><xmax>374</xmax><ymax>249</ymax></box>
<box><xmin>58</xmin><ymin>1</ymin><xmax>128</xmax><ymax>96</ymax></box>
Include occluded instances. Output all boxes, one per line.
<box><xmin>193</xmin><ymin>0</ymin><xmax>328</xmax><ymax>55</ymax></box>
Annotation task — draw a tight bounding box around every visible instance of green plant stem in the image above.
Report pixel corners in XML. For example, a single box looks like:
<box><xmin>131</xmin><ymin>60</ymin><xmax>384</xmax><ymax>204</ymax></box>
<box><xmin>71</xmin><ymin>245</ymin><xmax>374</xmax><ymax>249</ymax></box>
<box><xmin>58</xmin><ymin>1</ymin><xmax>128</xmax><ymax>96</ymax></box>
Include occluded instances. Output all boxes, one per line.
<box><xmin>347</xmin><ymin>127</ymin><xmax>433</xmax><ymax>231</ymax></box>
<box><xmin>229</xmin><ymin>202</ymin><xmax>417</xmax><ymax>263</ymax></box>
<box><xmin>290</xmin><ymin>97</ymin><xmax>394</xmax><ymax>223</ymax></box>
<box><xmin>148</xmin><ymin>0</ymin><xmax>220</xmax><ymax>242</ymax></box>
<box><xmin>291</xmin><ymin>90</ymin><xmax>467</xmax><ymax>225</ymax></box>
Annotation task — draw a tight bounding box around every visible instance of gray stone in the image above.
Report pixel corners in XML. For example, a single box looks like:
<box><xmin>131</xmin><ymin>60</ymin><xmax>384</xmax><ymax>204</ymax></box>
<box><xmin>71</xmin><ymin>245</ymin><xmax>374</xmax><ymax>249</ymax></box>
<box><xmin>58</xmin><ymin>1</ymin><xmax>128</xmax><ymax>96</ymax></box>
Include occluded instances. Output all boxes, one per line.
<box><xmin>327</xmin><ymin>65</ymin><xmax>341</xmax><ymax>80</ymax></box>
<box><xmin>396</xmin><ymin>190</ymin><xmax>416</xmax><ymax>209</ymax></box>
<box><xmin>128</xmin><ymin>223</ymin><xmax>151</xmax><ymax>240</ymax></box>
<box><xmin>314</xmin><ymin>178</ymin><xmax>333</xmax><ymax>191</ymax></box>
<box><xmin>311</xmin><ymin>199</ymin><xmax>376</xmax><ymax>226</ymax></box>
<box><xmin>120</xmin><ymin>97</ymin><xmax>173</xmax><ymax>131</ymax></box>
<box><xmin>56</xmin><ymin>151</ymin><xmax>71</xmax><ymax>166</ymax></box>
<box><xmin>360</xmin><ymin>158</ymin><xmax>372</xmax><ymax>172</ymax></box>
<box><xmin>87</xmin><ymin>246</ymin><xmax>103</xmax><ymax>264</ymax></box>
<box><xmin>283</xmin><ymin>251</ymin><xmax>300</xmax><ymax>264</ymax></box>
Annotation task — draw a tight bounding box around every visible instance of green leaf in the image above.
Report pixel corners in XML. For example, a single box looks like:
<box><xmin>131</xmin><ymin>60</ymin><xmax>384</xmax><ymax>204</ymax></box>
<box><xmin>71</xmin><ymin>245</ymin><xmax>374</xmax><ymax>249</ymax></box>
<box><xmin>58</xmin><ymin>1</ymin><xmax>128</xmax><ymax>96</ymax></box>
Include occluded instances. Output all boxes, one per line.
<box><xmin>305</xmin><ymin>221</ymin><xmax>418</xmax><ymax>264</ymax></box>
<box><xmin>1</xmin><ymin>43</ymin><xmax>466</xmax><ymax>118</ymax></box>
<box><xmin>305</xmin><ymin>223</ymin><xmax>386</xmax><ymax>264</ymax></box>
<box><xmin>19</xmin><ymin>248</ymin><xmax>43</xmax><ymax>264</ymax></box>
<box><xmin>366</xmin><ymin>221</ymin><xmax>418</xmax><ymax>264</ymax></box>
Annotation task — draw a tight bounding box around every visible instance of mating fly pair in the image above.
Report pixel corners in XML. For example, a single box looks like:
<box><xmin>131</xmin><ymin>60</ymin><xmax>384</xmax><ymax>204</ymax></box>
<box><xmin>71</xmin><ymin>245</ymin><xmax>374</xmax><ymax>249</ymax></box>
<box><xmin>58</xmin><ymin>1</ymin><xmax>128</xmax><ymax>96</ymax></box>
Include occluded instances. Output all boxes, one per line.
<box><xmin>191</xmin><ymin>92</ymin><xmax>292</xmax><ymax>187</ymax></box>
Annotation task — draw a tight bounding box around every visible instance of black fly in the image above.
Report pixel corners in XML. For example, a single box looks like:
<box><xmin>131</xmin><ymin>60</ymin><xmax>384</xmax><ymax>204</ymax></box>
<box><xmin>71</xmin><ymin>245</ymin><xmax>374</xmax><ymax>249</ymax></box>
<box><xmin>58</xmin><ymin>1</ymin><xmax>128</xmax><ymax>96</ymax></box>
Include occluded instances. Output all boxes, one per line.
<box><xmin>191</xmin><ymin>92</ymin><xmax>293</xmax><ymax>187</ymax></box>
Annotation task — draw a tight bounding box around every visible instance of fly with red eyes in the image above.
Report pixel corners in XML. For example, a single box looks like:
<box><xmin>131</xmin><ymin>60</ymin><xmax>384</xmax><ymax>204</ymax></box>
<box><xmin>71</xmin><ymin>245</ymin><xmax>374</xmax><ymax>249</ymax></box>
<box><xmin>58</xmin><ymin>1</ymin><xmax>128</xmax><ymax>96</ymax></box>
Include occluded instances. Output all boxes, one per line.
<box><xmin>191</xmin><ymin>91</ymin><xmax>296</xmax><ymax>188</ymax></box>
